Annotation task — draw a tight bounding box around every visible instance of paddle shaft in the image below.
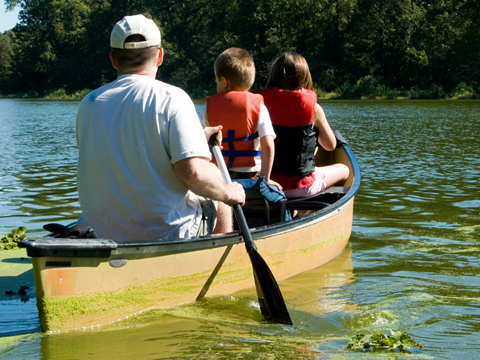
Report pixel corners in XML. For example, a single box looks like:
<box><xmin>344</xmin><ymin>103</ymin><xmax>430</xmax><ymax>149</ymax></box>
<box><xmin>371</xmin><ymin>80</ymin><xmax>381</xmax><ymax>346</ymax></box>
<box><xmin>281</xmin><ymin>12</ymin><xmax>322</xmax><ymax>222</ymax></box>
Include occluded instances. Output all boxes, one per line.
<box><xmin>211</xmin><ymin>146</ymin><xmax>257</xmax><ymax>250</ymax></box>
<box><xmin>211</xmin><ymin>141</ymin><xmax>292</xmax><ymax>325</ymax></box>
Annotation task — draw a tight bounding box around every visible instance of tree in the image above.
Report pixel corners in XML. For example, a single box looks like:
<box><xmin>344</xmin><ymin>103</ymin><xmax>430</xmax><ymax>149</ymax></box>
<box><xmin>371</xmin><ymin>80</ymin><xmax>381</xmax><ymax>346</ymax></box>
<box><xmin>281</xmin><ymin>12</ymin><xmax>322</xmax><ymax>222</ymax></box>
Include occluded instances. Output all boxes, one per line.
<box><xmin>0</xmin><ymin>31</ymin><xmax>15</xmax><ymax>93</ymax></box>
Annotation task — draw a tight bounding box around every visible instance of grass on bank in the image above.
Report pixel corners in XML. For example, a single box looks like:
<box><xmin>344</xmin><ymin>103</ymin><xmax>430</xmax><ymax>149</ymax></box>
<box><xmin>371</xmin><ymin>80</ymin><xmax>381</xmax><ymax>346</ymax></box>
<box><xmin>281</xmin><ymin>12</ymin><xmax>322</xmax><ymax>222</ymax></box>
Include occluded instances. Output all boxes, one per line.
<box><xmin>315</xmin><ymin>79</ymin><xmax>478</xmax><ymax>100</ymax></box>
<box><xmin>0</xmin><ymin>88</ymin><xmax>92</xmax><ymax>101</ymax></box>
<box><xmin>1</xmin><ymin>81</ymin><xmax>478</xmax><ymax>100</ymax></box>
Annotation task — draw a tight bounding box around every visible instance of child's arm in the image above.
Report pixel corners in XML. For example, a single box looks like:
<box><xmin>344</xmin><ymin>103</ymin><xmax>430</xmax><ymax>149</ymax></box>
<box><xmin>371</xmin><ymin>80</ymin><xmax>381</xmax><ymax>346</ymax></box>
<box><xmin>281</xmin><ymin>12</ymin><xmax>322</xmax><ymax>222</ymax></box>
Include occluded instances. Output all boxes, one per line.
<box><xmin>313</xmin><ymin>103</ymin><xmax>337</xmax><ymax>151</ymax></box>
<box><xmin>199</xmin><ymin>105</ymin><xmax>224</xmax><ymax>149</ymax></box>
<box><xmin>257</xmin><ymin>104</ymin><xmax>282</xmax><ymax>189</ymax></box>
<box><xmin>259</xmin><ymin>135</ymin><xmax>282</xmax><ymax>189</ymax></box>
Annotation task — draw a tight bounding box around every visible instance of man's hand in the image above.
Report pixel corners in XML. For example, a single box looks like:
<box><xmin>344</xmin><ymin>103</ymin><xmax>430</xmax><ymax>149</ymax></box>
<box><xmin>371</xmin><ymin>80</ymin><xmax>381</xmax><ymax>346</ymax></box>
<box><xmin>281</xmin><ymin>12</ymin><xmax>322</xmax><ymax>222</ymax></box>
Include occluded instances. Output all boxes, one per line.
<box><xmin>224</xmin><ymin>182</ymin><xmax>246</xmax><ymax>206</ymax></box>
<box><xmin>204</xmin><ymin>126</ymin><xmax>223</xmax><ymax>149</ymax></box>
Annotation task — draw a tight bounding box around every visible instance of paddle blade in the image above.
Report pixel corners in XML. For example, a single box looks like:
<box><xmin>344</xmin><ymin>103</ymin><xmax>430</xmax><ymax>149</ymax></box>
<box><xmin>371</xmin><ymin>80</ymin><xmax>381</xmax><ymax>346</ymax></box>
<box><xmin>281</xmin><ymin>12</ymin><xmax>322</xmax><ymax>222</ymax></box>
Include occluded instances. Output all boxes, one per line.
<box><xmin>210</xmin><ymin>142</ymin><xmax>292</xmax><ymax>325</ymax></box>
<box><xmin>248</xmin><ymin>248</ymin><xmax>293</xmax><ymax>325</ymax></box>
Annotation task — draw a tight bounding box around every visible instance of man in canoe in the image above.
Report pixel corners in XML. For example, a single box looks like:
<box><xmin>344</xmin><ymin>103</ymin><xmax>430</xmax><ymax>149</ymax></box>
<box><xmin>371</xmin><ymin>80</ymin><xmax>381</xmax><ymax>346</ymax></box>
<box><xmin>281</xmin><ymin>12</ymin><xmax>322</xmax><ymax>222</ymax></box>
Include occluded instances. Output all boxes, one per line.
<box><xmin>75</xmin><ymin>14</ymin><xmax>245</xmax><ymax>242</ymax></box>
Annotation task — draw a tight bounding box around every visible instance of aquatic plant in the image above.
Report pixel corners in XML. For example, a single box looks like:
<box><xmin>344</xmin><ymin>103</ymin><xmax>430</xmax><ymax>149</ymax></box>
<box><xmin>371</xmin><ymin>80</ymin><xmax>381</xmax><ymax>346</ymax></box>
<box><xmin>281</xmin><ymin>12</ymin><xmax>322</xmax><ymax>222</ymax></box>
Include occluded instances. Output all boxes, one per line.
<box><xmin>346</xmin><ymin>331</ymin><xmax>423</xmax><ymax>353</ymax></box>
<box><xmin>1</xmin><ymin>227</ymin><xmax>27</xmax><ymax>250</ymax></box>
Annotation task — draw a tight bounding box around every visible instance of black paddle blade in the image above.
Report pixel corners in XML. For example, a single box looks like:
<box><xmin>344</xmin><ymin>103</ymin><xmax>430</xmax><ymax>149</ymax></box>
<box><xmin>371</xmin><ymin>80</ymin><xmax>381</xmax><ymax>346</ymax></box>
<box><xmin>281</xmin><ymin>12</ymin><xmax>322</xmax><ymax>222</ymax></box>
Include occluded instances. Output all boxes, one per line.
<box><xmin>248</xmin><ymin>248</ymin><xmax>293</xmax><ymax>325</ymax></box>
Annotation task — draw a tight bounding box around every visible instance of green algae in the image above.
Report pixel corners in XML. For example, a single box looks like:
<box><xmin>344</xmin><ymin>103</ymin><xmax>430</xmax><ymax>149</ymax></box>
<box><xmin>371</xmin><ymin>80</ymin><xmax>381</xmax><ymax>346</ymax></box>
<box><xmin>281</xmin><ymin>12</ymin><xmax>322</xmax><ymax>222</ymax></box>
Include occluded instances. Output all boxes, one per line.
<box><xmin>0</xmin><ymin>334</ymin><xmax>40</xmax><ymax>353</ymax></box>
<box><xmin>40</xmin><ymin>263</ymin><xmax>254</xmax><ymax>330</ymax></box>
<box><xmin>39</xmin><ymin>235</ymin><xmax>346</xmax><ymax>331</ymax></box>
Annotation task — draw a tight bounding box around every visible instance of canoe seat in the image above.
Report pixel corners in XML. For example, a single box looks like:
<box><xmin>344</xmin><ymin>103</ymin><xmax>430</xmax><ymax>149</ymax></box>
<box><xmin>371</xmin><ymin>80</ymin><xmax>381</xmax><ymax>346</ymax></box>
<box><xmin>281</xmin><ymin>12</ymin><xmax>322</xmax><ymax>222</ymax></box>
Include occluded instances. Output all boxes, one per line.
<box><xmin>234</xmin><ymin>179</ymin><xmax>349</xmax><ymax>227</ymax></box>
<box><xmin>285</xmin><ymin>186</ymin><xmax>349</xmax><ymax>211</ymax></box>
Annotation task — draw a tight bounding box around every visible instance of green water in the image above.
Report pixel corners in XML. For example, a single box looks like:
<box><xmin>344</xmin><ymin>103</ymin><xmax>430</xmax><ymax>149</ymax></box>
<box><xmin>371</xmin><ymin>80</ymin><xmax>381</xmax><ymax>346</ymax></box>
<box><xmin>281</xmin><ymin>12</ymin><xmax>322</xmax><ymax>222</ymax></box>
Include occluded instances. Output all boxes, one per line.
<box><xmin>1</xmin><ymin>99</ymin><xmax>479</xmax><ymax>359</ymax></box>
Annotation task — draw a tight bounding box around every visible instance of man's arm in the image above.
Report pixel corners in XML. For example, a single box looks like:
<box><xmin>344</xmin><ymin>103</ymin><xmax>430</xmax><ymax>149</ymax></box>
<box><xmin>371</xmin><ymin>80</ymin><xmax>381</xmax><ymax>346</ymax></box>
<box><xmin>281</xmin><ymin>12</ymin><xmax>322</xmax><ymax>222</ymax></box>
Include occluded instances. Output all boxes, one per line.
<box><xmin>173</xmin><ymin>157</ymin><xmax>245</xmax><ymax>206</ymax></box>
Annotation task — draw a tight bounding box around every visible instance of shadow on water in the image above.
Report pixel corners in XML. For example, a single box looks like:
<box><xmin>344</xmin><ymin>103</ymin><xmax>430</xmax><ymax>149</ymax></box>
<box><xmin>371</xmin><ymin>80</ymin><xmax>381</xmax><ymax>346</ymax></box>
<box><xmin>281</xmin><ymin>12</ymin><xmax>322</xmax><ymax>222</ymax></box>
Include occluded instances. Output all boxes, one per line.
<box><xmin>0</xmin><ymin>251</ymin><xmax>41</xmax><ymax>337</ymax></box>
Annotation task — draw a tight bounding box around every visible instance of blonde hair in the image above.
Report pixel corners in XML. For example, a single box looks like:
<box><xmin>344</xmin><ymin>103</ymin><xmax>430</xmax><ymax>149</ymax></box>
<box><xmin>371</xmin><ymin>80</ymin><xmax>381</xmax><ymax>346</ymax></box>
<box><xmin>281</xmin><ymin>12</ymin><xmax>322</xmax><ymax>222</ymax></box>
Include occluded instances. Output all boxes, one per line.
<box><xmin>266</xmin><ymin>52</ymin><xmax>313</xmax><ymax>90</ymax></box>
<box><xmin>214</xmin><ymin>48</ymin><xmax>255</xmax><ymax>90</ymax></box>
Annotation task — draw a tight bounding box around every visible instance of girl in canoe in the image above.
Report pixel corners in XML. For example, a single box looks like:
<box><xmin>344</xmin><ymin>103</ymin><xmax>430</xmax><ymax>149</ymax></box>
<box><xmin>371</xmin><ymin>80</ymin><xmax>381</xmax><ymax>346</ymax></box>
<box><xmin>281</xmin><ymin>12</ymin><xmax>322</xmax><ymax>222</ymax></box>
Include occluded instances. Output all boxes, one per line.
<box><xmin>262</xmin><ymin>52</ymin><xmax>349</xmax><ymax>198</ymax></box>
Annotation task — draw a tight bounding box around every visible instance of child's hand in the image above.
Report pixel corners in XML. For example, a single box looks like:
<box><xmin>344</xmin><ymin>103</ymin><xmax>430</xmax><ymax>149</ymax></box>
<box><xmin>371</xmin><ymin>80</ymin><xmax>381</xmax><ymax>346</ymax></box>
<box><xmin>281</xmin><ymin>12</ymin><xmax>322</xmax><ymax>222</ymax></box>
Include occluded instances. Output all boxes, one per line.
<box><xmin>204</xmin><ymin>126</ymin><xmax>223</xmax><ymax>149</ymax></box>
<box><xmin>267</xmin><ymin>179</ymin><xmax>283</xmax><ymax>190</ymax></box>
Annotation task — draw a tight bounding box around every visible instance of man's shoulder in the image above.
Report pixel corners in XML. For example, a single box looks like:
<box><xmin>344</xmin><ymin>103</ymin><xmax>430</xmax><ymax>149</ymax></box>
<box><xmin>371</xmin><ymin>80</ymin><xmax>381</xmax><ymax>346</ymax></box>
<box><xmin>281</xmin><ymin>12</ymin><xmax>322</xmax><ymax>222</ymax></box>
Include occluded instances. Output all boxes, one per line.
<box><xmin>154</xmin><ymin>79</ymin><xmax>189</xmax><ymax>96</ymax></box>
<box><xmin>135</xmin><ymin>77</ymin><xmax>192</xmax><ymax>102</ymax></box>
<box><xmin>79</xmin><ymin>78</ymin><xmax>120</xmax><ymax>104</ymax></box>
<box><xmin>81</xmin><ymin>76</ymin><xmax>191</xmax><ymax>104</ymax></box>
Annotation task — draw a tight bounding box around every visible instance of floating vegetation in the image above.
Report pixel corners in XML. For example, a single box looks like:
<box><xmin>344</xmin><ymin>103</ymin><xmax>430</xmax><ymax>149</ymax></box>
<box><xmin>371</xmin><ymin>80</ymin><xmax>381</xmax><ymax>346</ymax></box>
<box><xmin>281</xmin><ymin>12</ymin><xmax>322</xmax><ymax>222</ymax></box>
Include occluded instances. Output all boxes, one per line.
<box><xmin>1</xmin><ymin>227</ymin><xmax>27</xmax><ymax>250</ymax></box>
<box><xmin>346</xmin><ymin>331</ymin><xmax>423</xmax><ymax>353</ymax></box>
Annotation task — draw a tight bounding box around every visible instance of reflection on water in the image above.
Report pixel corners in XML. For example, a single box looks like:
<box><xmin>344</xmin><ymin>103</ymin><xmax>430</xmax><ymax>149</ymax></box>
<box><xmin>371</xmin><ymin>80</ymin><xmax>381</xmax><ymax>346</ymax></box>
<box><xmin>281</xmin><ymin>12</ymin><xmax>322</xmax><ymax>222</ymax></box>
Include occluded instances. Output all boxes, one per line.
<box><xmin>0</xmin><ymin>100</ymin><xmax>80</xmax><ymax>234</ymax></box>
<box><xmin>1</xmin><ymin>99</ymin><xmax>480</xmax><ymax>359</ymax></box>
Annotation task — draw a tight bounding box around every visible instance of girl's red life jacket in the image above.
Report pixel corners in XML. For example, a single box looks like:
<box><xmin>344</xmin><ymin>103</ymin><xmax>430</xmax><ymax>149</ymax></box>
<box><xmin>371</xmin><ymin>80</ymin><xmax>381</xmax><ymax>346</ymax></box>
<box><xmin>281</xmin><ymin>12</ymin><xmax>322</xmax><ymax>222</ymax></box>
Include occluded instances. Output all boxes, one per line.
<box><xmin>206</xmin><ymin>92</ymin><xmax>263</xmax><ymax>169</ymax></box>
<box><xmin>262</xmin><ymin>87</ymin><xmax>317</xmax><ymax>127</ymax></box>
<box><xmin>262</xmin><ymin>87</ymin><xmax>318</xmax><ymax>178</ymax></box>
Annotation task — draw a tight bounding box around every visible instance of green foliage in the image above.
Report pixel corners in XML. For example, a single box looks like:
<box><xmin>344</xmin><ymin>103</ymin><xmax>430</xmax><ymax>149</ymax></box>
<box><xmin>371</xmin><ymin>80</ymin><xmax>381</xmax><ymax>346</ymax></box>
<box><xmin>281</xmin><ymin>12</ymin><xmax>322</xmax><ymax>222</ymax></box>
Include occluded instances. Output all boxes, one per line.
<box><xmin>346</xmin><ymin>331</ymin><xmax>423</xmax><ymax>353</ymax></box>
<box><xmin>449</xmin><ymin>82</ymin><xmax>475</xmax><ymax>99</ymax></box>
<box><xmin>41</xmin><ymin>88</ymin><xmax>91</xmax><ymax>100</ymax></box>
<box><xmin>1</xmin><ymin>0</ymin><xmax>480</xmax><ymax>98</ymax></box>
<box><xmin>1</xmin><ymin>227</ymin><xmax>27</xmax><ymax>250</ymax></box>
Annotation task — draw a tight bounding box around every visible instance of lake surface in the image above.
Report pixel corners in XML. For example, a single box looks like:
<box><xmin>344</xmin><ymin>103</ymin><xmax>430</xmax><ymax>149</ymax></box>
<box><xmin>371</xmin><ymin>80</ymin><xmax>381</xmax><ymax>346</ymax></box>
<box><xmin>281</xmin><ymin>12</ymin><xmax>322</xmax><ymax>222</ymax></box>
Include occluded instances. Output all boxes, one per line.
<box><xmin>1</xmin><ymin>98</ymin><xmax>479</xmax><ymax>359</ymax></box>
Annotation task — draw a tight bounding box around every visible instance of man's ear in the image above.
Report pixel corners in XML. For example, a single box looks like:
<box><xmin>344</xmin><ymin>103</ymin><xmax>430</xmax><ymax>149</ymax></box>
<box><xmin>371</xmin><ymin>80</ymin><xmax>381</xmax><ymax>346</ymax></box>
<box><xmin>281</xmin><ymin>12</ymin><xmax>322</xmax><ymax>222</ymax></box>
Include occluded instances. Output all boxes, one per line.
<box><xmin>109</xmin><ymin>52</ymin><xmax>118</xmax><ymax>69</ymax></box>
<box><xmin>157</xmin><ymin>48</ymin><xmax>164</xmax><ymax>66</ymax></box>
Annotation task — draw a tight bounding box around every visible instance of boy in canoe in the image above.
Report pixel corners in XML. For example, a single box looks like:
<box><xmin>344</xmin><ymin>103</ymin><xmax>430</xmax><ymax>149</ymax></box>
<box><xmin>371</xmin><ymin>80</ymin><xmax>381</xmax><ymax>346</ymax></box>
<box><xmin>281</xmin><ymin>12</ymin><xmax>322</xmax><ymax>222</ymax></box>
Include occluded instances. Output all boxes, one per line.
<box><xmin>200</xmin><ymin>48</ymin><xmax>281</xmax><ymax>188</ymax></box>
<box><xmin>75</xmin><ymin>15</ymin><xmax>245</xmax><ymax>242</ymax></box>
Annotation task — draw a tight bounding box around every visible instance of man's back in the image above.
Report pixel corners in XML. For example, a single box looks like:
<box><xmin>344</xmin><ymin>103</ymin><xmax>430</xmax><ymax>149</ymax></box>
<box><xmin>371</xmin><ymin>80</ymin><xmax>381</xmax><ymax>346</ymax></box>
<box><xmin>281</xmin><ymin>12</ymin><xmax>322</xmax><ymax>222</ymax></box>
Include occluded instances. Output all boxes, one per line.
<box><xmin>76</xmin><ymin>74</ymin><xmax>210</xmax><ymax>242</ymax></box>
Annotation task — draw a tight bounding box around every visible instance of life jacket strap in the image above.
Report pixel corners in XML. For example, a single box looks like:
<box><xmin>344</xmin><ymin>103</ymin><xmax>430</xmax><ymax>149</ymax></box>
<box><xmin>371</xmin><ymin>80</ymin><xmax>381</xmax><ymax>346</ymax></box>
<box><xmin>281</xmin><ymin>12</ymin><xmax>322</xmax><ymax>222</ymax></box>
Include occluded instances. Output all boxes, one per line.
<box><xmin>222</xmin><ymin>129</ymin><xmax>260</xmax><ymax>168</ymax></box>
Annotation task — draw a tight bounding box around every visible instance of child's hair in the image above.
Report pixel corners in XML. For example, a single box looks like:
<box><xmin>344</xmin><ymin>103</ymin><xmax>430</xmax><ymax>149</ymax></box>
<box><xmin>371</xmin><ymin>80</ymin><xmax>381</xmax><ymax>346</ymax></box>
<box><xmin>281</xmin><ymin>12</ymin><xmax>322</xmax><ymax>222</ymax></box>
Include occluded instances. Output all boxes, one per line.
<box><xmin>265</xmin><ymin>52</ymin><xmax>313</xmax><ymax>90</ymax></box>
<box><xmin>214</xmin><ymin>48</ymin><xmax>255</xmax><ymax>90</ymax></box>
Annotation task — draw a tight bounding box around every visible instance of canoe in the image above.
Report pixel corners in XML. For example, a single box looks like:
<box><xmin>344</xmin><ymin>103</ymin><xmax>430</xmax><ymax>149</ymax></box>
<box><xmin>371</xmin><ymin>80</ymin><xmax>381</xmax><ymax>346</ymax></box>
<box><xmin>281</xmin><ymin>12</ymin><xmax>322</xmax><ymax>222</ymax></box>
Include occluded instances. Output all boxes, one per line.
<box><xmin>19</xmin><ymin>130</ymin><xmax>361</xmax><ymax>332</ymax></box>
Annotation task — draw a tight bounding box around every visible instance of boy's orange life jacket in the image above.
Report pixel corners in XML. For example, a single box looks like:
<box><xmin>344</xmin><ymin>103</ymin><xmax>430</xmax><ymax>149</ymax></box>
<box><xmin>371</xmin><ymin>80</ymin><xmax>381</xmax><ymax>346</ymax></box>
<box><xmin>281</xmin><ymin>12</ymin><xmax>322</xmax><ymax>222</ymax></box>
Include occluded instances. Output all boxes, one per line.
<box><xmin>206</xmin><ymin>92</ymin><xmax>263</xmax><ymax>169</ymax></box>
<box><xmin>262</xmin><ymin>87</ymin><xmax>318</xmax><ymax>176</ymax></box>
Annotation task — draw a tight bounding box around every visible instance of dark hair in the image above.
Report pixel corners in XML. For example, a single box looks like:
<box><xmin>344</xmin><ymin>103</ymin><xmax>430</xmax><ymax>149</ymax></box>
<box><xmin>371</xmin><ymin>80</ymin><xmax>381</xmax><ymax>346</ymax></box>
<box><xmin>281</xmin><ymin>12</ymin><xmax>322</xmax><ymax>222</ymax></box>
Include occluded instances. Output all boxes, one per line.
<box><xmin>214</xmin><ymin>48</ymin><xmax>255</xmax><ymax>90</ymax></box>
<box><xmin>111</xmin><ymin>35</ymin><xmax>160</xmax><ymax>71</ymax></box>
<box><xmin>265</xmin><ymin>52</ymin><xmax>313</xmax><ymax>90</ymax></box>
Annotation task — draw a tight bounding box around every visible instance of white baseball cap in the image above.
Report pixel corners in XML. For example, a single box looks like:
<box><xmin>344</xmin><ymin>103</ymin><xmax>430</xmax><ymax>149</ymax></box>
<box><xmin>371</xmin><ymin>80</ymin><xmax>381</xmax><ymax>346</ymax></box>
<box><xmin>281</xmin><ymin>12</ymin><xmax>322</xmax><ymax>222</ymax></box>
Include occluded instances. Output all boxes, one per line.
<box><xmin>110</xmin><ymin>14</ymin><xmax>161</xmax><ymax>49</ymax></box>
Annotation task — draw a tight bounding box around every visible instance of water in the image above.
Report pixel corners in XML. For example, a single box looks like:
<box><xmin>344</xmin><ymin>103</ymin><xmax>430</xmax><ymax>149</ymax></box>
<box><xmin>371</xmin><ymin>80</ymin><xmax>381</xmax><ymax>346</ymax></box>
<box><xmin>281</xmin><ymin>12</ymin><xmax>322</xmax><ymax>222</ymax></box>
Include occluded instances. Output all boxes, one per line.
<box><xmin>1</xmin><ymin>98</ymin><xmax>479</xmax><ymax>359</ymax></box>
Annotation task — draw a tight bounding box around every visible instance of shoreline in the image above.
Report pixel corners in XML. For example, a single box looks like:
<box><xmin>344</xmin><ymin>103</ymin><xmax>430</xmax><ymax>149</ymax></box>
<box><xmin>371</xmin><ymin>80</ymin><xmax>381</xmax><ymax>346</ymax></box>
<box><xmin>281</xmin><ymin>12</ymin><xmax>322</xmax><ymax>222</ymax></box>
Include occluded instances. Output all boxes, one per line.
<box><xmin>2</xmin><ymin>94</ymin><xmax>478</xmax><ymax>102</ymax></box>
<box><xmin>1</xmin><ymin>84</ymin><xmax>478</xmax><ymax>102</ymax></box>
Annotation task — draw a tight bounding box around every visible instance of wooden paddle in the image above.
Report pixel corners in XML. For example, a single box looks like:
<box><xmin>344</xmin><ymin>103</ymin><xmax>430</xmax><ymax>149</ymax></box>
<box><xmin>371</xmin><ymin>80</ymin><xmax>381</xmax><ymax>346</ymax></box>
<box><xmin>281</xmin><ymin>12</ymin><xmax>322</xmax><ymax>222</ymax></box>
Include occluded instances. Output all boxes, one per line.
<box><xmin>209</xmin><ymin>137</ymin><xmax>293</xmax><ymax>325</ymax></box>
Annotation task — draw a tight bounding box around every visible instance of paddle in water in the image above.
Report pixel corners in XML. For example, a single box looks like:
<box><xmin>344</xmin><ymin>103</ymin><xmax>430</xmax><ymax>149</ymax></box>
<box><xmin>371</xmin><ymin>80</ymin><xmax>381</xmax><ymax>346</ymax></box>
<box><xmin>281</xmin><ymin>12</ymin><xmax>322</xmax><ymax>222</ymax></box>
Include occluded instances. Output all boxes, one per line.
<box><xmin>209</xmin><ymin>136</ymin><xmax>293</xmax><ymax>325</ymax></box>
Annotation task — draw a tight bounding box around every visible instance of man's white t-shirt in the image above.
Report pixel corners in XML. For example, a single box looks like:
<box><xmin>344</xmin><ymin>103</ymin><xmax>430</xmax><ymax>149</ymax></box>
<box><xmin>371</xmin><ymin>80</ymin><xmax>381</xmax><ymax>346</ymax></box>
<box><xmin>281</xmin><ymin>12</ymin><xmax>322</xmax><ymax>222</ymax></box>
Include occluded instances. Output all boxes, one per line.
<box><xmin>199</xmin><ymin>103</ymin><xmax>275</xmax><ymax>173</ymax></box>
<box><xmin>76</xmin><ymin>74</ymin><xmax>211</xmax><ymax>242</ymax></box>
